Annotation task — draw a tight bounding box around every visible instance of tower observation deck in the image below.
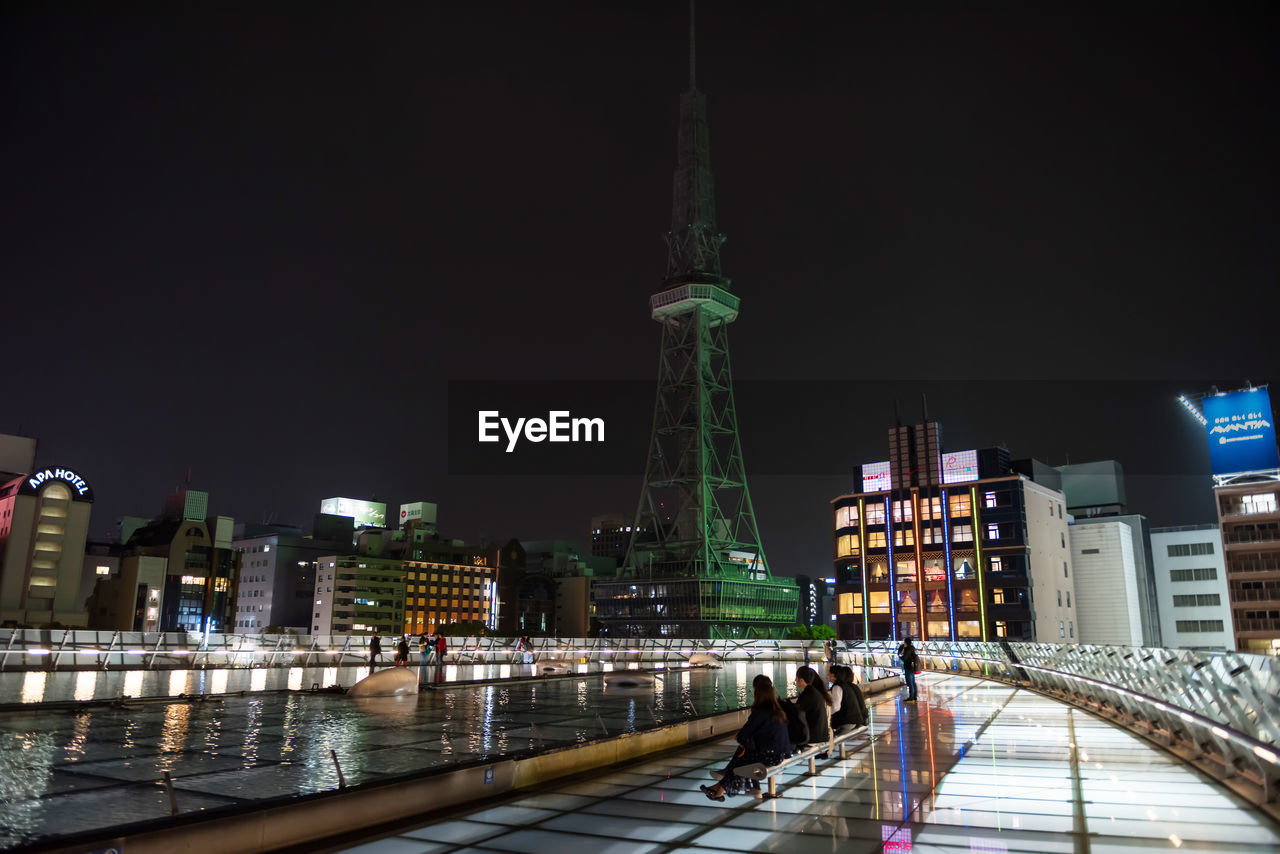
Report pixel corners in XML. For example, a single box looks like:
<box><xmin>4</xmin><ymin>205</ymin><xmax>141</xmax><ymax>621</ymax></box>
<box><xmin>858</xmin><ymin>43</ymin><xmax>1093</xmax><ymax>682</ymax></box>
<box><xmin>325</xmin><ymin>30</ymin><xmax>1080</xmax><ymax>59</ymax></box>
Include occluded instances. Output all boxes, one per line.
<box><xmin>593</xmin><ymin>9</ymin><xmax>798</xmax><ymax>639</ymax></box>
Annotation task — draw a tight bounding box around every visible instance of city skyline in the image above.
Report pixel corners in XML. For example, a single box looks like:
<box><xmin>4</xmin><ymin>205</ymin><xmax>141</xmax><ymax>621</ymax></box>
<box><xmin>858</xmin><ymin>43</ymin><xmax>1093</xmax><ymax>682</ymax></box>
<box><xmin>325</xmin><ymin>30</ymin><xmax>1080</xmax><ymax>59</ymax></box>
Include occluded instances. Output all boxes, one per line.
<box><xmin>4</xmin><ymin>3</ymin><xmax>1278</xmax><ymax>577</ymax></box>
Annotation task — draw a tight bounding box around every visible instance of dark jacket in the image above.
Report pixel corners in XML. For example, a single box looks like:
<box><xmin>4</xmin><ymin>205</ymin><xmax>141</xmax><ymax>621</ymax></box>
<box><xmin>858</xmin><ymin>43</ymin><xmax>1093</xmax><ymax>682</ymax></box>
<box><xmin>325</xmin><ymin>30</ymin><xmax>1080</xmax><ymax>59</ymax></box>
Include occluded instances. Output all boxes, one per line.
<box><xmin>369</xmin><ymin>636</ymin><xmax>382</xmax><ymax>655</ymax></box>
<box><xmin>736</xmin><ymin>705</ymin><xmax>791</xmax><ymax>758</ymax></box>
<box><xmin>830</xmin><ymin>680</ymin><xmax>857</xmax><ymax>728</ymax></box>
<box><xmin>794</xmin><ymin>683</ymin><xmax>831</xmax><ymax>744</ymax></box>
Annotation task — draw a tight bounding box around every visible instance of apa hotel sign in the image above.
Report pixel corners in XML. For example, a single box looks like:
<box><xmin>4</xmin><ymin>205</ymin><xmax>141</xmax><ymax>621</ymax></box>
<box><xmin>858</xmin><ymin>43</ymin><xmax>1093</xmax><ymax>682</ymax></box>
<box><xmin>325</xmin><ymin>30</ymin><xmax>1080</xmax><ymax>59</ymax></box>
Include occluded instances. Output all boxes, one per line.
<box><xmin>22</xmin><ymin>466</ymin><xmax>94</xmax><ymax>501</ymax></box>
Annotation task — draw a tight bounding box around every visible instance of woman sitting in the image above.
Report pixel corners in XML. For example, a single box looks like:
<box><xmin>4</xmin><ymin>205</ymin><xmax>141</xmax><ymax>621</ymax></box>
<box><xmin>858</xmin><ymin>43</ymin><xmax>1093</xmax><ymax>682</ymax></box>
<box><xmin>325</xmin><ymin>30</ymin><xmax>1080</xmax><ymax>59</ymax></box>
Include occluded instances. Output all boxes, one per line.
<box><xmin>700</xmin><ymin>674</ymin><xmax>791</xmax><ymax>801</ymax></box>
<box><xmin>829</xmin><ymin>664</ymin><xmax>867</xmax><ymax>728</ymax></box>
<box><xmin>794</xmin><ymin>665</ymin><xmax>834</xmax><ymax>756</ymax></box>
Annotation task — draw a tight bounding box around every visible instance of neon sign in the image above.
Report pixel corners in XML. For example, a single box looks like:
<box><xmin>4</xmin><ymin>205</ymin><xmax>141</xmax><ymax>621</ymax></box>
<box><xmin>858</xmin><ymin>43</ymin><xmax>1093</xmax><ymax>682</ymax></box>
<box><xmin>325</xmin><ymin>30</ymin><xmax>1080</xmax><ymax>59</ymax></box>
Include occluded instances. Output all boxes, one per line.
<box><xmin>24</xmin><ymin>466</ymin><xmax>92</xmax><ymax>499</ymax></box>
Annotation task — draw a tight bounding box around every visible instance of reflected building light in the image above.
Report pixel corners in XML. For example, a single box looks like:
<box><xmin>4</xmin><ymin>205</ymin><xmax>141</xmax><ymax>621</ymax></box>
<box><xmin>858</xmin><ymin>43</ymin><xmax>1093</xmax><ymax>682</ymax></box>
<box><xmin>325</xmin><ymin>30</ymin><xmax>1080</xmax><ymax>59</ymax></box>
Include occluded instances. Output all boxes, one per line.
<box><xmin>21</xmin><ymin>671</ymin><xmax>48</xmax><ymax>704</ymax></box>
<box><xmin>74</xmin><ymin>670</ymin><xmax>97</xmax><ymax>702</ymax></box>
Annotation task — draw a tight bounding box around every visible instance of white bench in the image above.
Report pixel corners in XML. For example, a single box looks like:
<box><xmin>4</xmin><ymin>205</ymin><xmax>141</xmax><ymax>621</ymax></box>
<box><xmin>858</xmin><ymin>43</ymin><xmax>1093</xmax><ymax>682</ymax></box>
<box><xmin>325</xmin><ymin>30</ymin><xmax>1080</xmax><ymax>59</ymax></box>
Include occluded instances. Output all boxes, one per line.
<box><xmin>716</xmin><ymin>723</ymin><xmax>869</xmax><ymax>798</ymax></box>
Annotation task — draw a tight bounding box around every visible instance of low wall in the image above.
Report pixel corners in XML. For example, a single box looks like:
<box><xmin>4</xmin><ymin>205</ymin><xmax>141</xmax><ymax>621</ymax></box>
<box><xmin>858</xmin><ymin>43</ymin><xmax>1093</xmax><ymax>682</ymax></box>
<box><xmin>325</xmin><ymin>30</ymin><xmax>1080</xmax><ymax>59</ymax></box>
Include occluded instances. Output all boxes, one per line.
<box><xmin>36</xmin><ymin>675</ymin><xmax>903</xmax><ymax>854</ymax></box>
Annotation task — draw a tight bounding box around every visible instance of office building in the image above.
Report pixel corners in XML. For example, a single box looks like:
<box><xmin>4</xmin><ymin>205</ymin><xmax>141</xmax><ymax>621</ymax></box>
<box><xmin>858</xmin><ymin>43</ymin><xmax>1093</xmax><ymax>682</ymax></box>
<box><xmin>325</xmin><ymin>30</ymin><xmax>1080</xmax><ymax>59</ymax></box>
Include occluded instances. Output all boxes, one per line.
<box><xmin>233</xmin><ymin>518</ymin><xmax>354</xmax><ymax>633</ymax></box>
<box><xmin>833</xmin><ymin>424</ymin><xmax>1076</xmax><ymax>643</ymax></box>
<box><xmin>1150</xmin><ymin>525</ymin><xmax>1232</xmax><ymax>650</ymax></box>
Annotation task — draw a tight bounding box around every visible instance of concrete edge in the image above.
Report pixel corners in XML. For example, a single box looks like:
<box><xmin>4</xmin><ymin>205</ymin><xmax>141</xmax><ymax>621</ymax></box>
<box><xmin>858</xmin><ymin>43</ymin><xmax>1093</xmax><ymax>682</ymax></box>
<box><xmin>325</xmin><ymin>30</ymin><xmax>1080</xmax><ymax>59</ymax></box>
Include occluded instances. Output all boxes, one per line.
<box><xmin>35</xmin><ymin>674</ymin><xmax>904</xmax><ymax>854</ymax></box>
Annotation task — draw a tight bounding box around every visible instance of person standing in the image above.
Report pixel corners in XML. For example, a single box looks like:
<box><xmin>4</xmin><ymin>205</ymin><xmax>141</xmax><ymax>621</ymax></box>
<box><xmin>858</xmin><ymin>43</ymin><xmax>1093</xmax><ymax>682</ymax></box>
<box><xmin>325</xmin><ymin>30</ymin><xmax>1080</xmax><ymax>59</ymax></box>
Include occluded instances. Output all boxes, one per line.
<box><xmin>368</xmin><ymin>632</ymin><xmax>382</xmax><ymax>669</ymax></box>
<box><xmin>897</xmin><ymin>636</ymin><xmax>919</xmax><ymax>702</ymax></box>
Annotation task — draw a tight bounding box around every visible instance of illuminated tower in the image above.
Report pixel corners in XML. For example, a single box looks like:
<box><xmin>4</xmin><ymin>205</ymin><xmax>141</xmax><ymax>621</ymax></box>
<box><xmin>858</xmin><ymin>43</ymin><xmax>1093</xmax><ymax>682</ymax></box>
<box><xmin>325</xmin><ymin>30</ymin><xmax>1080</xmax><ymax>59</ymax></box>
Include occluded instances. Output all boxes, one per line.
<box><xmin>593</xmin><ymin>10</ymin><xmax>798</xmax><ymax>639</ymax></box>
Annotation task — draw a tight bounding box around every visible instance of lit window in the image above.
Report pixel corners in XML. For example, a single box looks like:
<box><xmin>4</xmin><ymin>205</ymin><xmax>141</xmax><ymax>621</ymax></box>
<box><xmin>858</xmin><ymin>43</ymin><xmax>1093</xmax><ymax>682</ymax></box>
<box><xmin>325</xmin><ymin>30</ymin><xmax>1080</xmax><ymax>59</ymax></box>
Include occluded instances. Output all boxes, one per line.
<box><xmin>96</xmin><ymin>565</ymin><xmax>111</xmax><ymax>576</ymax></box>
<box><xmin>984</xmin><ymin>491</ymin><xmax>997</xmax><ymax>509</ymax></box>
<box><xmin>986</xmin><ymin>523</ymin><xmax>1000</xmax><ymax>541</ymax></box>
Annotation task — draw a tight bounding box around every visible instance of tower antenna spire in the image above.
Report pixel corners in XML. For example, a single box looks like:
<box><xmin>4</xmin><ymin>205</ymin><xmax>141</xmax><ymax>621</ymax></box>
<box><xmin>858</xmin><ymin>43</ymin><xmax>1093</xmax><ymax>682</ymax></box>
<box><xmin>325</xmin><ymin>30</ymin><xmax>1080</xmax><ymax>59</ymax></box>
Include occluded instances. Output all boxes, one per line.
<box><xmin>689</xmin><ymin>0</ymin><xmax>696</xmax><ymax>91</ymax></box>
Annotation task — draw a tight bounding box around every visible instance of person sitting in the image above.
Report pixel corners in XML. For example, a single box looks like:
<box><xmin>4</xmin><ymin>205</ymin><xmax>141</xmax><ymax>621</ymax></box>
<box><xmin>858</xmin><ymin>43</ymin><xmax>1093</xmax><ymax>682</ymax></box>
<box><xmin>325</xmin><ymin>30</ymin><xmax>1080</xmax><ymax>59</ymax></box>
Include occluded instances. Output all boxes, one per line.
<box><xmin>827</xmin><ymin>663</ymin><xmax>853</xmax><ymax>729</ymax></box>
<box><xmin>830</xmin><ymin>665</ymin><xmax>867</xmax><ymax>729</ymax></box>
<box><xmin>794</xmin><ymin>665</ymin><xmax>833</xmax><ymax>756</ymax></box>
<box><xmin>700</xmin><ymin>674</ymin><xmax>791</xmax><ymax>802</ymax></box>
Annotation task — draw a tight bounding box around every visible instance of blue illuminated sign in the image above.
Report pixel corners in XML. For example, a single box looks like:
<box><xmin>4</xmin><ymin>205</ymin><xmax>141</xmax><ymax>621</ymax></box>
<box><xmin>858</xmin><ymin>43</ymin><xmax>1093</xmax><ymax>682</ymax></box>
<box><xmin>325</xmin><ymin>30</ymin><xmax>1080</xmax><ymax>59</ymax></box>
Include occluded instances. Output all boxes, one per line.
<box><xmin>1202</xmin><ymin>388</ymin><xmax>1280</xmax><ymax>476</ymax></box>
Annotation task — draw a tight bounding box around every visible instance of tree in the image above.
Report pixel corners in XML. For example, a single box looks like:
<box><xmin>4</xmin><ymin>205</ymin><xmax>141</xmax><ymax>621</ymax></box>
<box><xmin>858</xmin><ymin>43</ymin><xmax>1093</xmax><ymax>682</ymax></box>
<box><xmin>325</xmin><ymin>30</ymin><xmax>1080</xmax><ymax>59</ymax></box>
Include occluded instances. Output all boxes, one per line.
<box><xmin>810</xmin><ymin>624</ymin><xmax>836</xmax><ymax>641</ymax></box>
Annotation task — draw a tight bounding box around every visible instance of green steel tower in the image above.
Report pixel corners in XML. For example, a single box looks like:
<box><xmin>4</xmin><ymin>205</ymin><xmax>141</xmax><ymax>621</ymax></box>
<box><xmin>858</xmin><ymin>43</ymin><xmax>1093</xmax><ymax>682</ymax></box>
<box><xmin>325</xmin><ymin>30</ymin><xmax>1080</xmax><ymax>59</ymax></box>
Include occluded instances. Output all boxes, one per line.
<box><xmin>594</xmin><ymin>10</ymin><xmax>798</xmax><ymax>639</ymax></box>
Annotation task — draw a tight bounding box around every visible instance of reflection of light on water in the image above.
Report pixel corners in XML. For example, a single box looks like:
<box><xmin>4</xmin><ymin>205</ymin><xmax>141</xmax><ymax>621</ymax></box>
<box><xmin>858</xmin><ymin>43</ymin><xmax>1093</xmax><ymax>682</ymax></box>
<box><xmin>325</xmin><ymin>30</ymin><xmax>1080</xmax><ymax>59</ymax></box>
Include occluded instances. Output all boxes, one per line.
<box><xmin>499</xmin><ymin>664</ymin><xmax>510</xmax><ymax>679</ymax></box>
<box><xmin>473</xmin><ymin>664</ymin><xmax>485</xmax><ymax>681</ymax></box>
<box><xmin>74</xmin><ymin>670</ymin><xmax>97</xmax><ymax>702</ymax></box>
<box><xmin>288</xmin><ymin>668</ymin><xmax>303</xmax><ymax>691</ymax></box>
<box><xmin>64</xmin><ymin>712</ymin><xmax>90</xmax><ymax>760</ymax></box>
<box><xmin>21</xmin><ymin>671</ymin><xmax>47</xmax><ymax>703</ymax></box>
<box><xmin>212</xmin><ymin>669</ymin><xmax>229</xmax><ymax>694</ymax></box>
<box><xmin>169</xmin><ymin>670</ymin><xmax>187</xmax><ymax>696</ymax></box>
<box><xmin>323</xmin><ymin>667</ymin><xmax>338</xmax><ymax>686</ymax></box>
<box><xmin>445</xmin><ymin>665</ymin><xmax>458</xmax><ymax>682</ymax></box>
<box><xmin>159</xmin><ymin>703</ymin><xmax>192</xmax><ymax>757</ymax></box>
<box><xmin>250</xmin><ymin>670</ymin><xmax>267</xmax><ymax>692</ymax></box>
<box><xmin>124</xmin><ymin>670</ymin><xmax>144</xmax><ymax>698</ymax></box>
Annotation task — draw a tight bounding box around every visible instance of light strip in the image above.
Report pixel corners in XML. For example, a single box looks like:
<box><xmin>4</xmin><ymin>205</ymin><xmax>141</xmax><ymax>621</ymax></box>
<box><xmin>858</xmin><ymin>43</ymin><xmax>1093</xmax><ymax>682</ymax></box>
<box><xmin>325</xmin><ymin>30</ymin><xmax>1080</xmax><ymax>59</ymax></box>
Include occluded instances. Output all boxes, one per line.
<box><xmin>943</xmin><ymin>488</ymin><xmax>956</xmax><ymax>640</ymax></box>
<box><xmin>886</xmin><ymin>496</ymin><xmax>897</xmax><ymax>642</ymax></box>
<box><xmin>971</xmin><ymin>486</ymin><xmax>987</xmax><ymax>642</ymax></box>
<box><xmin>913</xmin><ymin>491</ymin><xmax>925</xmax><ymax>641</ymax></box>
<box><xmin>860</xmin><ymin>497</ymin><xmax>870</xmax><ymax>643</ymax></box>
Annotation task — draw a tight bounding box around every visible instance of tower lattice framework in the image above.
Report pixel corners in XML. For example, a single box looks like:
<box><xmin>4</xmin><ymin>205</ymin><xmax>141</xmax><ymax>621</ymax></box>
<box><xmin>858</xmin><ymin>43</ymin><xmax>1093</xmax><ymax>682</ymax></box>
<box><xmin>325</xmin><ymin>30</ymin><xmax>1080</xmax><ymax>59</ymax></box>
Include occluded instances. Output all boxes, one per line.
<box><xmin>597</xmin><ymin>9</ymin><xmax>797</xmax><ymax>639</ymax></box>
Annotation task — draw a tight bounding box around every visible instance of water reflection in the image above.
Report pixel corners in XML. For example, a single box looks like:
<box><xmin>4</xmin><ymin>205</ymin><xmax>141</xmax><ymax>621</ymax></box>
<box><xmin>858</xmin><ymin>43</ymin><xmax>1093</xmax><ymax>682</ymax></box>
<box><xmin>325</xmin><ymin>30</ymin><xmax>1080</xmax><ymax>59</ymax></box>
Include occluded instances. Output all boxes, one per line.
<box><xmin>20</xmin><ymin>672</ymin><xmax>46</xmax><ymax>704</ymax></box>
<box><xmin>287</xmin><ymin>667</ymin><xmax>303</xmax><ymax>691</ymax></box>
<box><xmin>168</xmin><ymin>669</ymin><xmax>187</xmax><ymax>696</ymax></box>
<box><xmin>123</xmin><ymin>671</ymin><xmax>143</xmax><ymax>698</ymax></box>
<box><xmin>73</xmin><ymin>671</ymin><xmax>96</xmax><ymax>703</ymax></box>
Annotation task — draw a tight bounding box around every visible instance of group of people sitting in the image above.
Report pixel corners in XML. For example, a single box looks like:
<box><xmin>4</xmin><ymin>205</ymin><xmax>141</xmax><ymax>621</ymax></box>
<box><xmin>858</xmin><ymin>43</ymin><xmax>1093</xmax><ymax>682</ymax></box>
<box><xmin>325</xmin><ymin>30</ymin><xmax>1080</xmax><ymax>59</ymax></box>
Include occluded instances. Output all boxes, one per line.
<box><xmin>699</xmin><ymin>663</ymin><xmax>870</xmax><ymax>801</ymax></box>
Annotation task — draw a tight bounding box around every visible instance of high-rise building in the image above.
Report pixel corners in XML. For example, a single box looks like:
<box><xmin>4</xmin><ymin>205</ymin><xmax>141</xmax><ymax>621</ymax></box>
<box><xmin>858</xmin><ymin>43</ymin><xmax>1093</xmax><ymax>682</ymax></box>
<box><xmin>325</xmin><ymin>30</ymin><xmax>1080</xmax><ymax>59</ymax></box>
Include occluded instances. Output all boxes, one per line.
<box><xmin>0</xmin><ymin>463</ymin><xmax>95</xmax><ymax>627</ymax></box>
<box><xmin>1150</xmin><ymin>525</ymin><xmax>1232</xmax><ymax>650</ymax></box>
<box><xmin>592</xmin><ymin>18</ymin><xmax>798</xmax><ymax>638</ymax></box>
<box><xmin>1053</xmin><ymin>460</ymin><xmax>1161</xmax><ymax>646</ymax></box>
<box><xmin>1181</xmin><ymin>385</ymin><xmax>1280</xmax><ymax>654</ymax></box>
<box><xmin>833</xmin><ymin>424</ymin><xmax>1076</xmax><ymax>643</ymax></box>
<box><xmin>233</xmin><ymin>520</ymin><xmax>354</xmax><ymax>633</ymax></box>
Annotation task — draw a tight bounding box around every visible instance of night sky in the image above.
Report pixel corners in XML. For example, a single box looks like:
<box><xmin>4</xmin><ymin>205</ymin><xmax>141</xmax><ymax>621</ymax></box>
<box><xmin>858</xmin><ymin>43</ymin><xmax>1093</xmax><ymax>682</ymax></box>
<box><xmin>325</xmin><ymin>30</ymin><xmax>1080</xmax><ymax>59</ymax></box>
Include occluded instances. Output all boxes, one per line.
<box><xmin>3</xmin><ymin>3</ymin><xmax>1278</xmax><ymax>580</ymax></box>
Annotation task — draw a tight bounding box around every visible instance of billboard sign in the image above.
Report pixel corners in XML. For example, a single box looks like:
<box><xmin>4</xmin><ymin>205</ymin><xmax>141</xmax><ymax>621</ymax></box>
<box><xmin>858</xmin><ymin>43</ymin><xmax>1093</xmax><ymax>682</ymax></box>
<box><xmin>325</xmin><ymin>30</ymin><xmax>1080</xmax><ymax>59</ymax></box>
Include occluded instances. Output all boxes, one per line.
<box><xmin>1202</xmin><ymin>388</ymin><xmax>1280</xmax><ymax>475</ymax></box>
<box><xmin>862</xmin><ymin>461</ymin><xmax>891</xmax><ymax>493</ymax></box>
<box><xmin>941</xmin><ymin>449</ymin><xmax>980</xmax><ymax>485</ymax></box>
<box><xmin>319</xmin><ymin>497</ymin><xmax>387</xmax><ymax>528</ymax></box>
<box><xmin>399</xmin><ymin>501</ymin><xmax>438</xmax><ymax>526</ymax></box>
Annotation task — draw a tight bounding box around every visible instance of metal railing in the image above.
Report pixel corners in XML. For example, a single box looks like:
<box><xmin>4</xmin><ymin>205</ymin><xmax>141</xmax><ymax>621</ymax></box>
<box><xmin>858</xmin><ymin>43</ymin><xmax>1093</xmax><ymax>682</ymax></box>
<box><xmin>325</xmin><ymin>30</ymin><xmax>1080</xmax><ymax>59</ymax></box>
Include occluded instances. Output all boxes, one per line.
<box><xmin>847</xmin><ymin>639</ymin><xmax>1280</xmax><ymax>813</ymax></box>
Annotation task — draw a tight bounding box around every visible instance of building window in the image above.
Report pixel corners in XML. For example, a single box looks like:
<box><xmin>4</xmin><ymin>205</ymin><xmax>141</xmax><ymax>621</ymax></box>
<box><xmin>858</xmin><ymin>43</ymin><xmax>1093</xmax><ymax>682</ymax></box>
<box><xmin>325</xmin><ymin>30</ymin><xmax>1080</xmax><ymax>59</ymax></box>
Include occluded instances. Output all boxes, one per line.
<box><xmin>952</xmin><ymin>524</ymin><xmax>973</xmax><ymax>542</ymax></box>
<box><xmin>1170</xmin><ymin>567</ymin><xmax>1218</xmax><ymax>582</ymax></box>
<box><xmin>835</xmin><ymin>505</ymin><xmax>859</xmax><ymax>528</ymax></box>
<box><xmin>1059</xmin><ymin>621</ymin><xmax>1065</xmax><ymax>638</ymax></box>
<box><xmin>893</xmin><ymin>528</ymin><xmax>915</xmax><ymax>547</ymax></box>
<box><xmin>1172</xmin><ymin>593</ymin><xmax>1221</xmax><ymax>607</ymax></box>
<box><xmin>989</xmin><ymin>555</ymin><xmax>1003</xmax><ymax>573</ymax></box>
<box><xmin>985</xmin><ymin>491</ymin><xmax>998</xmax><ymax>510</ymax></box>
<box><xmin>1167</xmin><ymin>542</ymin><xmax>1215</xmax><ymax>557</ymax></box>
<box><xmin>892</xmin><ymin>501</ymin><xmax>914</xmax><ymax>523</ymax></box>
<box><xmin>836</xmin><ymin>534</ymin><xmax>860</xmax><ymax>557</ymax></box>
<box><xmin>1061</xmin><ymin>532</ymin><xmax>1065</xmax><ymax>548</ymax></box>
<box><xmin>1241</xmin><ymin>493</ymin><xmax>1278</xmax><ymax>515</ymax></box>
<box><xmin>96</xmin><ymin>565</ymin><xmax>111</xmax><ymax>576</ymax></box>
<box><xmin>1057</xmin><ymin>590</ymin><xmax>1062</xmax><ymax>607</ymax></box>
<box><xmin>948</xmin><ymin>493</ymin><xmax>971</xmax><ymax>518</ymax></box>
<box><xmin>1069</xmin><ymin>620</ymin><xmax>1073</xmax><ymax>637</ymax></box>
<box><xmin>1175</xmin><ymin>619</ymin><xmax>1225</xmax><ymax>633</ymax></box>
<box><xmin>864</xmin><ymin>504</ymin><xmax>887</xmax><ymax>526</ymax></box>
<box><xmin>1063</xmin><ymin>561</ymin><xmax>1069</xmax><ymax>578</ymax></box>
<box><xmin>1080</xmin><ymin>548</ymin><xmax>1099</xmax><ymax>555</ymax></box>
<box><xmin>1066</xmin><ymin>592</ymin><xmax>1070</xmax><ymax>607</ymax></box>
<box><xmin>986</xmin><ymin>523</ymin><xmax>1000</xmax><ymax>541</ymax></box>
<box><xmin>867</xmin><ymin>531</ymin><xmax>887</xmax><ymax>549</ymax></box>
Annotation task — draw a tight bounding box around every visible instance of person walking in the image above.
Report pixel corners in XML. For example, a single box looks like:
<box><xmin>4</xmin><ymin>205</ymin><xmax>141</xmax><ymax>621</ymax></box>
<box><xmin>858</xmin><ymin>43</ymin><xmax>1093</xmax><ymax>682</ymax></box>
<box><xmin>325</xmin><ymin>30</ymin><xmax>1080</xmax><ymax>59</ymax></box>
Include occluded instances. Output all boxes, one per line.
<box><xmin>700</xmin><ymin>674</ymin><xmax>791</xmax><ymax>801</ymax></box>
<box><xmin>897</xmin><ymin>636</ymin><xmax>919</xmax><ymax>701</ymax></box>
<box><xmin>368</xmin><ymin>632</ymin><xmax>382</xmax><ymax>669</ymax></box>
<box><xmin>395</xmin><ymin>635</ymin><xmax>409</xmax><ymax>666</ymax></box>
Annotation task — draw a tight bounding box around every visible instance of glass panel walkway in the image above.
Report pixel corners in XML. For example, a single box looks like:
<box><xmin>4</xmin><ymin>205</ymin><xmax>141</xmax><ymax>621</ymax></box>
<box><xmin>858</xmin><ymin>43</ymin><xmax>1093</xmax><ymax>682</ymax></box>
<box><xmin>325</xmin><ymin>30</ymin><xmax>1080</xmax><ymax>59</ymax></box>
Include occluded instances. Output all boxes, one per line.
<box><xmin>328</xmin><ymin>672</ymin><xmax>1280</xmax><ymax>854</ymax></box>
